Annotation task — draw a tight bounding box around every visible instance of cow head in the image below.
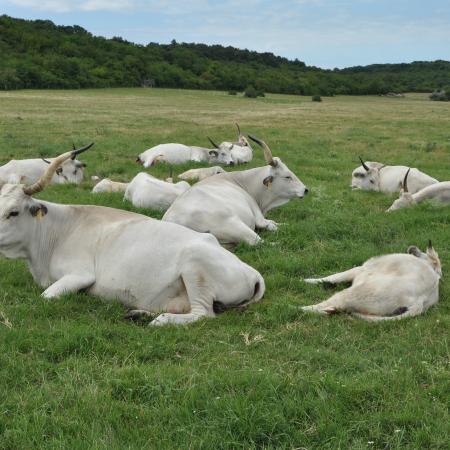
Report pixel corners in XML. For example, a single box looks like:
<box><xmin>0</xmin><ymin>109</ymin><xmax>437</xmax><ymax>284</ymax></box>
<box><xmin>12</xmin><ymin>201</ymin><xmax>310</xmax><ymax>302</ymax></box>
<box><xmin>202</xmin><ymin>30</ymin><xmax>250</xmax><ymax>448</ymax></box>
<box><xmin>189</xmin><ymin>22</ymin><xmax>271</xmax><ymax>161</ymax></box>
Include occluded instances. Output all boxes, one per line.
<box><xmin>351</xmin><ymin>157</ymin><xmax>385</xmax><ymax>191</ymax></box>
<box><xmin>42</xmin><ymin>143</ymin><xmax>93</xmax><ymax>184</ymax></box>
<box><xmin>407</xmin><ymin>240</ymin><xmax>442</xmax><ymax>278</ymax></box>
<box><xmin>0</xmin><ymin>148</ymin><xmax>89</xmax><ymax>259</ymax></box>
<box><xmin>207</xmin><ymin>137</ymin><xmax>234</xmax><ymax>165</ymax></box>
<box><xmin>248</xmin><ymin>135</ymin><xmax>308</xmax><ymax>201</ymax></box>
<box><xmin>386</xmin><ymin>169</ymin><xmax>414</xmax><ymax>212</ymax></box>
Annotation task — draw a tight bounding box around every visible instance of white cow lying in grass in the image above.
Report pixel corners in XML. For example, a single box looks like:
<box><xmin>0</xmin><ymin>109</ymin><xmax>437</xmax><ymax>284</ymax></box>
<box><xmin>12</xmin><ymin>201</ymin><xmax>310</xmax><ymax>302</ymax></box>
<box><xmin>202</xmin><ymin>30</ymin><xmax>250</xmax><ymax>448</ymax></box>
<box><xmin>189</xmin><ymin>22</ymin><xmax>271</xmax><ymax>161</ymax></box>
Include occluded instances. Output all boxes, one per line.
<box><xmin>303</xmin><ymin>242</ymin><xmax>441</xmax><ymax>321</ymax></box>
<box><xmin>178</xmin><ymin>166</ymin><xmax>225</xmax><ymax>182</ymax></box>
<box><xmin>137</xmin><ymin>138</ymin><xmax>234</xmax><ymax>167</ymax></box>
<box><xmin>92</xmin><ymin>178</ymin><xmax>129</xmax><ymax>193</ymax></box>
<box><xmin>0</xmin><ymin>152</ymin><xmax>265</xmax><ymax>326</ymax></box>
<box><xmin>351</xmin><ymin>157</ymin><xmax>438</xmax><ymax>194</ymax></box>
<box><xmin>0</xmin><ymin>143</ymin><xmax>93</xmax><ymax>185</ymax></box>
<box><xmin>163</xmin><ymin>135</ymin><xmax>308</xmax><ymax>245</ymax></box>
<box><xmin>387</xmin><ymin>169</ymin><xmax>450</xmax><ymax>212</ymax></box>
<box><xmin>222</xmin><ymin>123</ymin><xmax>253</xmax><ymax>164</ymax></box>
<box><xmin>124</xmin><ymin>172</ymin><xmax>190</xmax><ymax>211</ymax></box>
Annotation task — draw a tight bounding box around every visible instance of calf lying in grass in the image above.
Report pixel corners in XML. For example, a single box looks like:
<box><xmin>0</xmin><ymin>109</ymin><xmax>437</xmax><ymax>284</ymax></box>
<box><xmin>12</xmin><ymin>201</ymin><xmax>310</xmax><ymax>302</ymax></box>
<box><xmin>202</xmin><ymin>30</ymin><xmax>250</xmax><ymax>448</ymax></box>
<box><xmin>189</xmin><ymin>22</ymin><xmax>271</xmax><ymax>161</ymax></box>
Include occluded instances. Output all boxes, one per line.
<box><xmin>303</xmin><ymin>242</ymin><xmax>441</xmax><ymax>321</ymax></box>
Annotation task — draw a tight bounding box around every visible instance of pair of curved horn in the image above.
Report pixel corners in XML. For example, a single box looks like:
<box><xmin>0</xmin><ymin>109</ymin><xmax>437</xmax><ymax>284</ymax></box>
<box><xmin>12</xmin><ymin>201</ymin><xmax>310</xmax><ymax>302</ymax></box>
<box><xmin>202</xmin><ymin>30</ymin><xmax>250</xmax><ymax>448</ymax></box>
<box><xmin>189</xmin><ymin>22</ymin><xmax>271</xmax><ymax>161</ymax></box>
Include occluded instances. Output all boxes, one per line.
<box><xmin>23</xmin><ymin>143</ymin><xmax>94</xmax><ymax>195</ymax></box>
<box><xmin>207</xmin><ymin>137</ymin><xmax>220</xmax><ymax>149</ymax></box>
<box><xmin>359</xmin><ymin>156</ymin><xmax>370</xmax><ymax>172</ymax></box>
<box><xmin>248</xmin><ymin>134</ymin><xmax>276</xmax><ymax>166</ymax></box>
<box><xmin>402</xmin><ymin>168</ymin><xmax>411</xmax><ymax>192</ymax></box>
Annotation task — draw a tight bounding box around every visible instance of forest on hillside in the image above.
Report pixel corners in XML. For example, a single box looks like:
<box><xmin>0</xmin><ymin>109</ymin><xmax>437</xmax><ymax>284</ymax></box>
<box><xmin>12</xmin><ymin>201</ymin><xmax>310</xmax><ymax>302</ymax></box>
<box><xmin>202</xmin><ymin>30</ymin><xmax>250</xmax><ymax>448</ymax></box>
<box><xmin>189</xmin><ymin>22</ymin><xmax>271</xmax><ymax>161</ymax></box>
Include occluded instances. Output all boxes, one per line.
<box><xmin>0</xmin><ymin>15</ymin><xmax>449</xmax><ymax>95</ymax></box>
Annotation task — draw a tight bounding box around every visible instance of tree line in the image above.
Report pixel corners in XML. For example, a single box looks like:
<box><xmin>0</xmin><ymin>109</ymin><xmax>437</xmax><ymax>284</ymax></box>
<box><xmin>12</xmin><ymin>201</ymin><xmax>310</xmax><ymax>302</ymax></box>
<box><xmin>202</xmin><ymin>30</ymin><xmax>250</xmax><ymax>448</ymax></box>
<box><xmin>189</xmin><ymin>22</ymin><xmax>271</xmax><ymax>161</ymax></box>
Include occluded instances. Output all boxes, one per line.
<box><xmin>0</xmin><ymin>15</ymin><xmax>449</xmax><ymax>95</ymax></box>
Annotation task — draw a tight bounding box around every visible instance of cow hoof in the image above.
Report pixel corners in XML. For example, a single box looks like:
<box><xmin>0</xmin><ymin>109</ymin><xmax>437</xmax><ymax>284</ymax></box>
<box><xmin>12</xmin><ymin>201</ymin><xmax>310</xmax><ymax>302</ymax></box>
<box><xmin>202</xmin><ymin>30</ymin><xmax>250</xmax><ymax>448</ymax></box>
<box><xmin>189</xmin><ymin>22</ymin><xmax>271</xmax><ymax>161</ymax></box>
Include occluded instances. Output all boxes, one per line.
<box><xmin>124</xmin><ymin>309</ymin><xmax>152</xmax><ymax>321</ymax></box>
<box><xmin>265</xmin><ymin>220</ymin><xmax>278</xmax><ymax>231</ymax></box>
<box><xmin>149</xmin><ymin>314</ymin><xmax>169</xmax><ymax>326</ymax></box>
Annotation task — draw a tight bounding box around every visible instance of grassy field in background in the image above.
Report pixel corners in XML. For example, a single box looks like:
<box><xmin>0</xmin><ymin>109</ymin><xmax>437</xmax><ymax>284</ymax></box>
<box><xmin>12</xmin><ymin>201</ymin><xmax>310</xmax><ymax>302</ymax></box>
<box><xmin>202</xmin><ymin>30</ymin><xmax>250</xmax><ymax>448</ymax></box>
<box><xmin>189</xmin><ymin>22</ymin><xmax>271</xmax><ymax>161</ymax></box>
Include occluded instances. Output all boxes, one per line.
<box><xmin>0</xmin><ymin>89</ymin><xmax>448</xmax><ymax>449</ymax></box>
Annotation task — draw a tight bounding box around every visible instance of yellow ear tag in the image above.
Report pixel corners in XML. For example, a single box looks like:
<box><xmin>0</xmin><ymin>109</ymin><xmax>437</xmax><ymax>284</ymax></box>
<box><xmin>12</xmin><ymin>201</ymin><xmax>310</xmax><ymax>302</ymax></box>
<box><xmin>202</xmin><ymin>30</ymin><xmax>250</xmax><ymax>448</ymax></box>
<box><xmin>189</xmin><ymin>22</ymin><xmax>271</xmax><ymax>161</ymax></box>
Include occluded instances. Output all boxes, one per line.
<box><xmin>36</xmin><ymin>209</ymin><xmax>44</xmax><ymax>220</ymax></box>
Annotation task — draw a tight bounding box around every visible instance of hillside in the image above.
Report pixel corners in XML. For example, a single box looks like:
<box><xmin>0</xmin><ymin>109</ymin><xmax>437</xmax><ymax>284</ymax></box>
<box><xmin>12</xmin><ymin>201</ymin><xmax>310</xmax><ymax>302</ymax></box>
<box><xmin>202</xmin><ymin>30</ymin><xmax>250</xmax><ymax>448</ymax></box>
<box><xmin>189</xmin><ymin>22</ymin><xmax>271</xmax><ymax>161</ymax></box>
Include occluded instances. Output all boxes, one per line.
<box><xmin>0</xmin><ymin>15</ymin><xmax>449</xmax><ymax>95</ymax></box>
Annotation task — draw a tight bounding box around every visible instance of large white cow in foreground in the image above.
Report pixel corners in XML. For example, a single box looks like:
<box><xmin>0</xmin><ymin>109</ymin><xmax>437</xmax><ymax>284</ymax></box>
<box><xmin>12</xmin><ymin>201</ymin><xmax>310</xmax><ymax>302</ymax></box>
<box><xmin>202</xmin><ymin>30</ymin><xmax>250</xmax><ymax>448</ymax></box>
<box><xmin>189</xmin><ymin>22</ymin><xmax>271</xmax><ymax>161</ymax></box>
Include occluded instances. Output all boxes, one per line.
<box><xmin>0</xmin><ymin>152</ymin><xmax>265</xmax><ymax>326</ymax></box>
<box><xmin>387</xmin><ymin>169</ymin><xmax>450</xmax><ymax>212</ymax></box>
<box><xmin>0</xmin><ymin>143</ymin><xmax>93</xmax><ymax>185</ymax></box>
<box><xmin>178</xmin><ymin>166</ymin><xmax>225</xmax><ymax>182</ymax></box>
<box><xmin>163</xmin><ymin>135</ymin><xmax>308</xmax><ymax>245</ymax></box>
<box><xmin>303</xmin><ymin>242</ymin><xmax>441</xmax><ymax>321</ymax></box>
<box><xmin>124</xmin><ymin>172</ymin><xmax>190</xmax><ymax>211</ymax></box>
<box><xmin>137</xmin><ymin>138</ymin><xmax>234</xmax><ymax>167</ymax></box>
<box><xmin>351</xmin><ymin>157</ymin><xmax>438</xmax><ymax>194</ymax></box>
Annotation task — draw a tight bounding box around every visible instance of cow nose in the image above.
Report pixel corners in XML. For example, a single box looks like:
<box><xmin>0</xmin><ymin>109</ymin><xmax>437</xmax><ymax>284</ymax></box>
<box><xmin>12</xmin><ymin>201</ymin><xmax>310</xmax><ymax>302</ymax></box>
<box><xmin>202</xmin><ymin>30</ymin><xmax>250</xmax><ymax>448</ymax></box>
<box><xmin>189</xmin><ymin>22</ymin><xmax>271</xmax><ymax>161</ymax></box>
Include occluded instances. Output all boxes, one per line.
<box><xmin>229</xmin><ymin>161</ymin><xmax>234</xmax><ymax>166</ymax></box>
<box><xmin>304</xmin><ymin>188</ymin><xmax>309</xmax><ymax>195</ymax></box>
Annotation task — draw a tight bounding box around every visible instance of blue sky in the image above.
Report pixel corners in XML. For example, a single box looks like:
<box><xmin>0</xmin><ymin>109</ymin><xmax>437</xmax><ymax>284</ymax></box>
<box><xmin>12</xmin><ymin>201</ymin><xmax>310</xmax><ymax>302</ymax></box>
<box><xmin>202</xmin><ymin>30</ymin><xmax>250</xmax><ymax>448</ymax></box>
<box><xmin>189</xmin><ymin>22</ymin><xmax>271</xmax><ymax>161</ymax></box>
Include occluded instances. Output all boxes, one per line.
<box><xmin>1</xmin><ymin>0</ymin><xmax>449</xmax><ymax>68</ymax></box>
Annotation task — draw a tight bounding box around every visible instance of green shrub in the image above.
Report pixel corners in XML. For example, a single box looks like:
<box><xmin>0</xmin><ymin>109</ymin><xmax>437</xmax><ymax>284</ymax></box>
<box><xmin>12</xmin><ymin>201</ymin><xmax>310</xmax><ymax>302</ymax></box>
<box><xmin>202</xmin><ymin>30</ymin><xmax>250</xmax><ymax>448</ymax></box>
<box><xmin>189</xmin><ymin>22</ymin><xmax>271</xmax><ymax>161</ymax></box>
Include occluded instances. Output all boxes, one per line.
<box><xmin>312</xmin><ymin>95</ymin><xmax>322</xmax><ymax>102</ymax></box>
<box><xmin>228</xmin><ymin>90</ymin><xmax>237</xmax><ymax>95</ymax></box>
<box><xmin>244</xmin><ymin>85</ymin><xmax>264</xmax><ymax>98</ymax></box>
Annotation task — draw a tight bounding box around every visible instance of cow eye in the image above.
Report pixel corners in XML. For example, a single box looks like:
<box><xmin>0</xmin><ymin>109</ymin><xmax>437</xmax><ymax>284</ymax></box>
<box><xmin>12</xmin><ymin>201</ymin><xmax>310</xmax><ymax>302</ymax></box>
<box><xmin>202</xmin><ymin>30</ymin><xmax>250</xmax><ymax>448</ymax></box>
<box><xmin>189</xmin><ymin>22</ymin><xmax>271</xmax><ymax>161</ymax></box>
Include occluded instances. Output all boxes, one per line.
<box><xmin>285</xmin><ymin>176</ymin><xmax>292</xmax><ymax>180</ymax></box>
<box><xmin>7</xmin><ymin>211</ymin><xmax>19</xmax><ymax>219</ymax></box>
<box><xmin>370</xmin><ymin>180</ymin><xmax>375</xmax><ymax>184</ymax></box>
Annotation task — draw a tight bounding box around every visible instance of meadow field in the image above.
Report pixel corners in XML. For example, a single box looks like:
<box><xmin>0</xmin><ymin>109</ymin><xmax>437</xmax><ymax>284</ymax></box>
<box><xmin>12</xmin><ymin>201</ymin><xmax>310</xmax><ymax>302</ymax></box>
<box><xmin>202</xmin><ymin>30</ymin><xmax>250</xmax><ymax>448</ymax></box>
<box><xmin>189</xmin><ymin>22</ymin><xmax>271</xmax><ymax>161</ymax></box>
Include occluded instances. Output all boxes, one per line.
<box><xmin>0</xmin><ymin>88</ymin><xmax>448</xmax><ymax>449</ymax></box>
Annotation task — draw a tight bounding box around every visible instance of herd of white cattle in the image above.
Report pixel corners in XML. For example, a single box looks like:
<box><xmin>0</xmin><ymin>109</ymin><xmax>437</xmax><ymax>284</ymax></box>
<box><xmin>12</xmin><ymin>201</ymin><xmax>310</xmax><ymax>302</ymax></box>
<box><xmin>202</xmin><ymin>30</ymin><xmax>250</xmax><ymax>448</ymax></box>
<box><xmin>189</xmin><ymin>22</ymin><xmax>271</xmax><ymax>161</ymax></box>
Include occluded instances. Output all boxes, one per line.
<box><xmin>0</xmin><ymin>126</ymin><xmax>447</xmax><ymax>325</ymax></box>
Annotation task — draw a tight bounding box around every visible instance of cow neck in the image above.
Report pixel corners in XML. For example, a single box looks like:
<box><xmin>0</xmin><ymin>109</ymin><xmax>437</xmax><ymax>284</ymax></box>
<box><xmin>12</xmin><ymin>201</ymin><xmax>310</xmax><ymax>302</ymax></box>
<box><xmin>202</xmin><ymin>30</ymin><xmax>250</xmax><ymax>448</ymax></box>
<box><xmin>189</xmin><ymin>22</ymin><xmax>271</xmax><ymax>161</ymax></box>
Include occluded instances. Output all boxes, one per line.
<box><xmin>376</xmin><ymin>165</ymin><xmax>387</xmax><ymax>190</ymax></box>
<box><xmin>230</xmin><ymin>165</ymin><xmax>277</xmax><ymax>213</ymax></box>
<box><xmin>26</xmin><ymin>201</ymin><xmax>77</xmax><ymax>285</ymax></box>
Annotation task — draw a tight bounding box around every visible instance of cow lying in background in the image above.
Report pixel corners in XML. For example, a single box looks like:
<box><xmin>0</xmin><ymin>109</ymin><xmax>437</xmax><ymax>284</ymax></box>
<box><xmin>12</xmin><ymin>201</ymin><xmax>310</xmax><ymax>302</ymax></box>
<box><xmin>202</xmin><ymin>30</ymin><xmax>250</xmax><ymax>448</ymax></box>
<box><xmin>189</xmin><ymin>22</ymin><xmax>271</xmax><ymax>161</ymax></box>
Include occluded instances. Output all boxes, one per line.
<box><xmin>137</xmin><ymin>138</ymin><xmax>234</xmax><ymax>167</ymax></box>
<box><xmin>124</xmin><ymin>172</ymin><xmax>190</xmax><ymax>211</ymax></box>
<box><xmin>178</xmin><ymin>166</ymin><xmax>225</xmax><ymax>182</ymax></box>
<box><xmin>92</xmin><ymin>178</ymin><xmax>129</xmax><ymax>193</ymax></box>
<box><xmin>0</xmin><ymin>151</ymin><xmax>265</xmax><ymax>326</ymax></box>
<box><xmin>222</xmin><ymin>123</ymin><xmax>253</xmax><ymax>164</ymax></box>
<box><xmin>0</xmin><ymin>143</ymin><xmax>93</xmax><ymax>185</ymax></box>
<box><xmin>387</xmin><ymin>169</ymin><xmax>450</xmax><ymax>212</ymax></box>
<box><xmin>351</xmin><ymin>157</ymin><xmax>437</xmax><ymax>194</ymax></box>
<box><xmin>163</xmin><ymin>135</ymin><xmax>308</xmax><ymax>245</ymax></box>
<box><xmin>303</xmin><ymin>242</ymin><xmax>441</xmax><ymax>321</ymax></box>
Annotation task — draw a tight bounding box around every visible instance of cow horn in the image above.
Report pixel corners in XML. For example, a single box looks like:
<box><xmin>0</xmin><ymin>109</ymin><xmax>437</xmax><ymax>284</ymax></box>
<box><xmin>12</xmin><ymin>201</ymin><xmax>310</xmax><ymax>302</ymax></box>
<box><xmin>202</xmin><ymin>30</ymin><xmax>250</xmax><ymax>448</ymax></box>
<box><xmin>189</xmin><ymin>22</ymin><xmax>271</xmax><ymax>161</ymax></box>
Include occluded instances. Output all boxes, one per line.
<box><xmin>236</xmin><ymin>122</ymin><xmax>241</xmax><ymax>138</ymax></box>
<box><xmin>70</xmin><ymin>142</ymin><xmax>94</xmax><ymax>160</ymax></box>
<box><xmin>42</xmin><ymin>158</ymin><xmax>51</xmax><ymax>164</ymax></box>
<box><xmin>359</xmin><ymin>156</ymin><xmax>370</xmax><ymax>172</ymax></box>
<box><xmin>402</xmin><ymin>168</ymin><xmax>411</xmax><ymax>192</ymax></box>
<box><xmin>207</xmin><ymin>137</ymin><xmax>219</xmax><ymax>149</ymax></box>
<box><xmin>428</xmin><ymin>239</ymin><xmax>433</xmax><ymax>251</ymax></box>
<box><xmin>248</xmin><ymin>134</ymin><xmax>275</xmax><ymax>166</ymax></box>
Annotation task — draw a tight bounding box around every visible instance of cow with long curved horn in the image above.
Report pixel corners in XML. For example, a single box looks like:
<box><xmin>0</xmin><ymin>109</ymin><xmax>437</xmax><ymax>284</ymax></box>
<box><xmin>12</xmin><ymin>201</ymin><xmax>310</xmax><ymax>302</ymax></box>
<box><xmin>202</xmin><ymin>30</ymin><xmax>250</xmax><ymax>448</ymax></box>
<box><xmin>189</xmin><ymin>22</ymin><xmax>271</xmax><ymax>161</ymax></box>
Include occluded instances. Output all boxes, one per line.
<box><xmin>0</xmin><ymin>143</ymin><xmax>93</xmax><ymax>186</ymax></box>
<box><xmin>164</xmin><ymin>135</ymin><xmax>308</xmax><ymax>245</ymax></box>
<box><xmin>351</xmin><ymin>157</ymin><xmax>437</xmax><ymax>194</ymax></box>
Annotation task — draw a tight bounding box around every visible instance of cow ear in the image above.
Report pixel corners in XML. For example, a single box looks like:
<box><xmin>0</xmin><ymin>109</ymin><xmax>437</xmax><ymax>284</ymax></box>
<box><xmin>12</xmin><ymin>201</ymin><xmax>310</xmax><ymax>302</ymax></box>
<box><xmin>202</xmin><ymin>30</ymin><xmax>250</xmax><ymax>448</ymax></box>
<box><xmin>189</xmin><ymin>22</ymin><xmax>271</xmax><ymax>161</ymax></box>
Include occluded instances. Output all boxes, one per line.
<box><xmin>263</xmin><ymin>175</ymin><xmax>274</xmax><ymax>187</ymax></box>
<box><xmin>29</xmin><ymin>204</ymin><xmax>48</xmax><ymax>219</ymax></box>
<box><xmin>209</xmin><ymin>150</ymin><xmax>218</xmax><ymax>157</ymax></box>
<box><xmin>407</xmin><ymin>246</ymin><xmax>422</xmax><ymax>258</ymax></box>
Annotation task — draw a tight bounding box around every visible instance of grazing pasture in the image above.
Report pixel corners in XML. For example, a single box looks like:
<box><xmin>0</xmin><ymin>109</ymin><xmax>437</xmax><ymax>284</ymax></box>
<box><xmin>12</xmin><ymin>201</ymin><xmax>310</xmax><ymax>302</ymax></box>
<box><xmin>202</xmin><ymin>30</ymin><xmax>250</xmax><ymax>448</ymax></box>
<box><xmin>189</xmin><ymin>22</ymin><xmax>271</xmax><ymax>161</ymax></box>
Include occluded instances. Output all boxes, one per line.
<box><xmin>0</xmin><ymin>89</ymin><xmax>448</xmax><ymax>449</ymax></box>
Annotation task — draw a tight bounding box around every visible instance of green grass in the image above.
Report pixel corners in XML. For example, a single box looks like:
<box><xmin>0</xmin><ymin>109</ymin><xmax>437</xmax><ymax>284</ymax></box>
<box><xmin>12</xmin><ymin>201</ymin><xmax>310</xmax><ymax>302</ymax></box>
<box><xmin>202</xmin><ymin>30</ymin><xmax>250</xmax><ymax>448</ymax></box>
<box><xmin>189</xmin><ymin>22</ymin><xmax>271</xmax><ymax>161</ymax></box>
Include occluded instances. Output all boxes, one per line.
<box><xmin>0</xmin><ymin>89</ymin><xmax>449</xmax><ymax>449</ymax></box>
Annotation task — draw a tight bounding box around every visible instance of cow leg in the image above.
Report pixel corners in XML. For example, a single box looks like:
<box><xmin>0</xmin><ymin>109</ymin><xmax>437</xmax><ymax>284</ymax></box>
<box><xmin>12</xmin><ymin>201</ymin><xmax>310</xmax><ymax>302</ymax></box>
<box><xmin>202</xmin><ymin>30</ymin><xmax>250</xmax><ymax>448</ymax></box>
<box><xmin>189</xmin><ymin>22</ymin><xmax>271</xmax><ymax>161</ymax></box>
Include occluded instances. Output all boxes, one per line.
<box><xmin>304</xmin><ymin>266</ymin><xmax>362</xmax><ymax>285</ymax></box>
<box><xmin>219</xmin><ymin>219</ymin><xmax>262</xmax><ymax>246</ymax></box>
<box><xmin>42</xmin><ymin>273</ymin><xmax>96</xmax><ymax>299</ymax></box>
